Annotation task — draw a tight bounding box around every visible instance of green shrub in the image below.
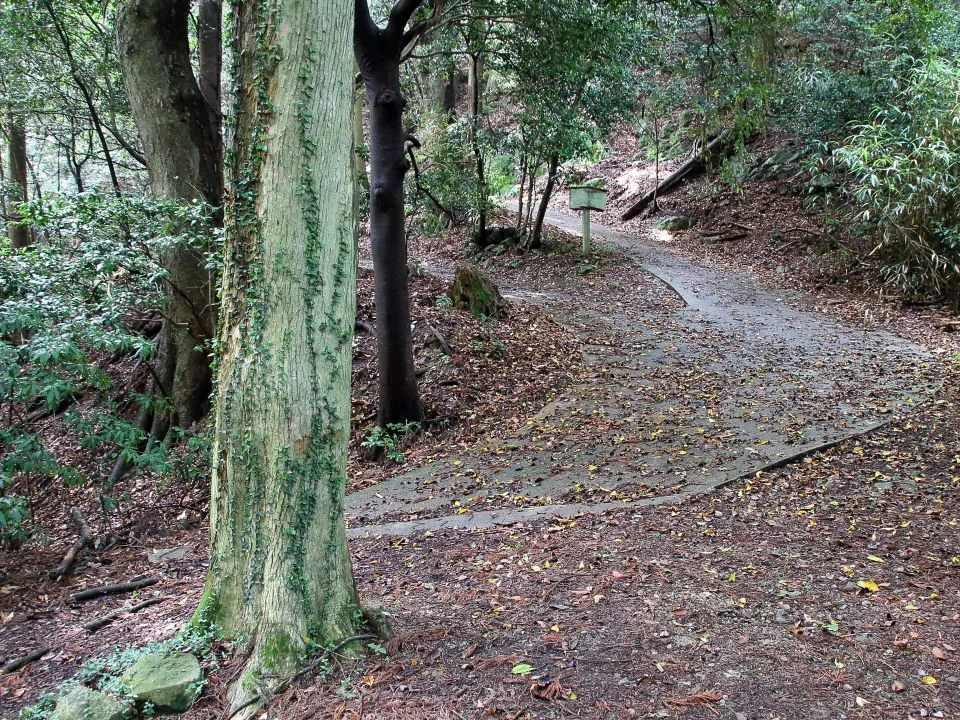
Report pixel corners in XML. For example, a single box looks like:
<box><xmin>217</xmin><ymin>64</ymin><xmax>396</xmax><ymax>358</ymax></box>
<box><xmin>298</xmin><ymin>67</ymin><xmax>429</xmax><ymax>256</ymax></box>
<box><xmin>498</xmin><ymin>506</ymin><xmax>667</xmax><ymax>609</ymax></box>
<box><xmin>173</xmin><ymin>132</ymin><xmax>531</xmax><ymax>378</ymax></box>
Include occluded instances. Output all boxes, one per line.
<box><xmin>0</xmin><ymin>193</ymin><xmax>217</xmax><ymax>533</ymax></box>
<box><xmin>833</xmin><ymin>57</ymin><xmax>960</xmax><ymax>304</ymax></box>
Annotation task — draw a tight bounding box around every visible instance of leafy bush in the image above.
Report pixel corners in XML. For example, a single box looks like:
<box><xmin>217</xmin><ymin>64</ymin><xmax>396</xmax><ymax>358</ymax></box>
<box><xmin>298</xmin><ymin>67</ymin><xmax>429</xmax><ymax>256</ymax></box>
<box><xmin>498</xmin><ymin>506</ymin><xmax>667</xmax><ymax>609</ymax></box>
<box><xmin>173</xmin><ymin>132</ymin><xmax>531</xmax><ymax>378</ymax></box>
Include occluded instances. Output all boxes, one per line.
<box><xmin>833</xmin><ymin>57</ymin><xmax>960</xmax><ymax>304</ymax></box>
<box><xmin>0</xmin><ymin>192</ymin><xmax>217</xmax><ymax>534</ymax></box>
<box><xmin>361</xmin><ymin>422</ymin><xmax>420</xmax><ymax>463</ymax></box>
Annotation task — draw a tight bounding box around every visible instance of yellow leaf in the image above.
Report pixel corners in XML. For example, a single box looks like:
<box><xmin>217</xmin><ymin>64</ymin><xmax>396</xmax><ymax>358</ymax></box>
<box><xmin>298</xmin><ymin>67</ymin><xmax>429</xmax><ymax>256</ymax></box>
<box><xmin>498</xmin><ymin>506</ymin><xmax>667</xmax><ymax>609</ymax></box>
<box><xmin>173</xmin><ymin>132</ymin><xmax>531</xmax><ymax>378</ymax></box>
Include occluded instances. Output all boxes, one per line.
<box><xmin>867</xmin><ymin>555</ymin><xmax>884</xmax><ymax>563</ymax></box>
<box><xmin>857</xmin><ymin>580</ymin><xmax>879</xmax><ymax>592</ymax></box>
<box><xmin>921</xmin><ymin>675</ymin><xmax>937</xmax><ymax>685</ymax></box>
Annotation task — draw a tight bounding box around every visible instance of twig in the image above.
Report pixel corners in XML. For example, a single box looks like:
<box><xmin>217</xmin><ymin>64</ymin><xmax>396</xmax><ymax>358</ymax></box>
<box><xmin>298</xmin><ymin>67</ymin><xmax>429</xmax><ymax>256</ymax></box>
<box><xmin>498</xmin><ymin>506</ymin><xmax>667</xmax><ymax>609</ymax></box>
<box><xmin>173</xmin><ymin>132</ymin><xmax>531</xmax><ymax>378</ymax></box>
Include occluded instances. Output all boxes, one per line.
<box><xmin>83</xmin><ymin>596</ymin><xmax>168</xmax><ymax>632</ymax></box>
<box><xmin>726</xmin><ymin>221</ymin><xmax>754</xmax><ymax>231</ymax></box>
<box><xmin>784</xmin><ymin>226</ymin><xmax>820</xmax><ymax>236</ymax></box>
<box><xmin>423</xmin><ymin>321</ymin><xmax>452</xmax><ymax>355</ymax></box>
<box><xmin>48</xmin><ymin>507</ymin><xmax>93</xmax><ymax>581</ymax></box>
<box><xmin>72</xmin><ymin>576</ymin><xmax>158</xmax><ymax>603</ymax></box>
<box><xmin>1</xmin><ymin>647</ymin><xmax>51</xmax><ymax>674</ymax></box>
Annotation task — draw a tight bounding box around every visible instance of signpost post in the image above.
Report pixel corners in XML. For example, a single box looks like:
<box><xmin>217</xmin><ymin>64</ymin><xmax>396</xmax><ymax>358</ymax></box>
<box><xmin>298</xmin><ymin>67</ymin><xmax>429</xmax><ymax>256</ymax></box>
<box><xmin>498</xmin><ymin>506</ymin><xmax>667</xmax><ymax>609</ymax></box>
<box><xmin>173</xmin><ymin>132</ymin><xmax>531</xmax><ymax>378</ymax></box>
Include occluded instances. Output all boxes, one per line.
<box><xmin>568</xmin><ymin>184</ymin><xmax>607</xmax><ymax>255</ymax></box>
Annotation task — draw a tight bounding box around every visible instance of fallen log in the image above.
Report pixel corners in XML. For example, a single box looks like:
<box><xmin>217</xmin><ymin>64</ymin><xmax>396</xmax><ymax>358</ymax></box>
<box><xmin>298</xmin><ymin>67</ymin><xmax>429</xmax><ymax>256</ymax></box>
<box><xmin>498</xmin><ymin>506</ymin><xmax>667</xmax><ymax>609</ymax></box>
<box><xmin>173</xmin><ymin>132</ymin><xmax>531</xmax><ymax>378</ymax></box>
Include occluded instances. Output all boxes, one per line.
<box><xmin>622</xmin><ymin>130</ymin><xmax>735</xmax><ymax>221</ymax></box>
<box><xmin>48</xmin><ymin>508</ymin><xmax>93</xmax><ymax>581</ymax></box>
<box><xmin>83</xmin><ymin>597</ymin><xmax>167</xmax><ymax>632</ymax></box>
<box><xmin>1</xmin><ymin>647</ymin><xmax>51</xmax><ymax>675</ymax></box>
<box><xmin>72</xmin><ymin>576</ymin><xmax>158</xmax><ymax>603</ymax></box>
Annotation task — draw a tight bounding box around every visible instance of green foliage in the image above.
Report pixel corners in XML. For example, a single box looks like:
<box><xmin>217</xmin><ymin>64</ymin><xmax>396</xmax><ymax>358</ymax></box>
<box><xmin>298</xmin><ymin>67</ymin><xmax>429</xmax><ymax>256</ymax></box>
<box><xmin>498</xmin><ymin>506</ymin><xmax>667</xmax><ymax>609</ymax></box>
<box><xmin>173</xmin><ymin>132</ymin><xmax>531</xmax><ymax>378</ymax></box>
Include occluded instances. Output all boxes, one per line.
<box><xmin>832</xmin><ymin>56</ymin><xmax>960</xmax><ymax>304</ymax></box>
<box><xmin>361</xmin><ymin>422</ymin><xmax>421</xmax><ymax>463</ymax></box>
<box><xmin>0</xmin><ymin>193</ymin><xmax>218</xmax><ymax>532</ymax></box>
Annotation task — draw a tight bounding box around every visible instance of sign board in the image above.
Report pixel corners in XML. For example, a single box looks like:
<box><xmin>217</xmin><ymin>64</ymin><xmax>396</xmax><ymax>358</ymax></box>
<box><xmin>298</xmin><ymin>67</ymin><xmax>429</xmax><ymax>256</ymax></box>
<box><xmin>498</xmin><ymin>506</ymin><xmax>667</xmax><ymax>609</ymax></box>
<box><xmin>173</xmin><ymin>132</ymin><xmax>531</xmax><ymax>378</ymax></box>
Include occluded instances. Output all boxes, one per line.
<box><xmin>569</xmin><ymin>185</ymin><xmax>607</xmax><ymax>211</ymax></box>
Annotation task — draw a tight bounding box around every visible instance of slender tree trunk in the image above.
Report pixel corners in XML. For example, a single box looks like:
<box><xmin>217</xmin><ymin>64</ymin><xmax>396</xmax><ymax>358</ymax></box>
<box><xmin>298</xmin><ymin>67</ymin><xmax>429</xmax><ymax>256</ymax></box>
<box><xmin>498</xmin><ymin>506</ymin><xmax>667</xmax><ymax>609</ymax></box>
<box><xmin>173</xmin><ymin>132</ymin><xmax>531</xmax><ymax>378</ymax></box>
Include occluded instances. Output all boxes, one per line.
<box><xmin>355</xmin><ymin>0</ymin><xmax>426</xmax><ymax>426</ymax></box>
<box><xmin>6</xmin><ymin>118</ymin><xmax>30</xmax><ymax>248</ymax></box>
<box><xmin>467</xmin><ymin>52</ymin><xmax>487</xmax><ymax>242</ymax></box>
<box><xmin>200</xmin><ymin>1</ymin><xmax>359</xmax><ymax>715</ymax></box>
<box><xmin>118</xmin><ymin>0</ymin><xmax>223</xmax><ymax>436</ymax></box>
<box><xmin>531</xmin><ymin>154</ymin><xmax>559</xmax><ymax>248</ymax></box>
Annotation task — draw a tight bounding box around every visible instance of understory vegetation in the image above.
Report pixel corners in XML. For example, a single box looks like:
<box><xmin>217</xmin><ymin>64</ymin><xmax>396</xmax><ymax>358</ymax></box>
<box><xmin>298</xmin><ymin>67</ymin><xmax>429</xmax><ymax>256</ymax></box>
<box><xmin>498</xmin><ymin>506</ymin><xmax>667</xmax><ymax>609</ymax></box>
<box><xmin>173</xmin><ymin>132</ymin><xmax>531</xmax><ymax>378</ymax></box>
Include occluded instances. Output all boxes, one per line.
<box><xmin>0</xmin><ymin>0</ymin><xmax>958</xmax><ymax>716</ymax></box>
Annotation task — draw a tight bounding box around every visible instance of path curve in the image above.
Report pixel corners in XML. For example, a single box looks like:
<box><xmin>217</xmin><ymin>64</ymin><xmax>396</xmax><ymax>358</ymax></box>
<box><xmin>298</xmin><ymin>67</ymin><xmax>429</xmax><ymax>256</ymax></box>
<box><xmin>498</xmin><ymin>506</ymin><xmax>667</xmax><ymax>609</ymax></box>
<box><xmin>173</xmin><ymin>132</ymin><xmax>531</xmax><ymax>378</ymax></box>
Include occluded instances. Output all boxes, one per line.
<box><xmin>347</xmin><ymin>210</ymin><xmax>936</xmax><ymax>538</ymax></box>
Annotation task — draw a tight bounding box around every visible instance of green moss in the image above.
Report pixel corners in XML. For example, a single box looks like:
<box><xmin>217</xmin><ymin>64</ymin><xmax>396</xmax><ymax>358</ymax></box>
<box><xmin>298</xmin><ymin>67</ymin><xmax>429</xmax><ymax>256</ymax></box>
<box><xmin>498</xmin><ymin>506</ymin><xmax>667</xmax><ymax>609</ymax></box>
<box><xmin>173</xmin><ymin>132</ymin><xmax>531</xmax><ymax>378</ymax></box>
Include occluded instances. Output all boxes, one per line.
<box><xmin>259</xmin><ymin>627</ymin><xmax>303</xmax><ymax>672</ymax></box>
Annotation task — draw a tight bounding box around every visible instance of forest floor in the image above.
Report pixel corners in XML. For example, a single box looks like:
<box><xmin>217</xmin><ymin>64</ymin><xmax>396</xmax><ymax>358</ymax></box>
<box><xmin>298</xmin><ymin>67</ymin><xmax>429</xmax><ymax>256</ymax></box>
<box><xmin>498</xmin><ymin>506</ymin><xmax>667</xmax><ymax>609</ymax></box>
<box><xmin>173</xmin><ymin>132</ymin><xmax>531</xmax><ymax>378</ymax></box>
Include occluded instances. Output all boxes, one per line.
<box><xmin>1</xmin><ymin>136</ymin><xmax>959</xmax><ymax>720</ymax></box>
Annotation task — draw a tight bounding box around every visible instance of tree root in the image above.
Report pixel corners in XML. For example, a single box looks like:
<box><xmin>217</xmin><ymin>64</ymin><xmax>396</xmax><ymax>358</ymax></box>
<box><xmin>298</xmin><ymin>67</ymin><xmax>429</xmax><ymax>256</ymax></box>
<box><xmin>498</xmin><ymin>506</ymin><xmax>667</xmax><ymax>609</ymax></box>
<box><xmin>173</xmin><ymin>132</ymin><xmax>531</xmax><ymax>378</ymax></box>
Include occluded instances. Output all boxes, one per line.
<box><xmin>225</xmin><ymin>634</ymin><xmax>377</xmax><ymax>720</ymax></box>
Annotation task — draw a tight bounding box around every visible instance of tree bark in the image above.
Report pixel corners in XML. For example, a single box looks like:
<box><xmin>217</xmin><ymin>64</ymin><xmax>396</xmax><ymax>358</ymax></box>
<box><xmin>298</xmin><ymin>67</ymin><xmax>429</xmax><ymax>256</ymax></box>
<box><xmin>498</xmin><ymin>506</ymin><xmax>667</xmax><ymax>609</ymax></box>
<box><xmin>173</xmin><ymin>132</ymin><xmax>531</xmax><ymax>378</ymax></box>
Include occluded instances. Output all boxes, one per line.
<box><xmin>117</xmin><ymin>0</ymin><xmax>223</xmax><ymax>435</ymax></box>
<box><xmin>531</xmin><ymin>154</ymin><xmax>559</xmax><ymax>248</ymax></box>
<box><xmin>355</xmin><ymin>0</ymin><xmax>426</xmax><ymax>426</ymax></box>
<box><xmin>7</xmin><ymin>118</ymin><xmax>31</xmax><ymax>249</ymax></box>
<box><xmin>199</xmin><ymin>0</ymin><xmax>359</xmax><ymax>716</ymax></box>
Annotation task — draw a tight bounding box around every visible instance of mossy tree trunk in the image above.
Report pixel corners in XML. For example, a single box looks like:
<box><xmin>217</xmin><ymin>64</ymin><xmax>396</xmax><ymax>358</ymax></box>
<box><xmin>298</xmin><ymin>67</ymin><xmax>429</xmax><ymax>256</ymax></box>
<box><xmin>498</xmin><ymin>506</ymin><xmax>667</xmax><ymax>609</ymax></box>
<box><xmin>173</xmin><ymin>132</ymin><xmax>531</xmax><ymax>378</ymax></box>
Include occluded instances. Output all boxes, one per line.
<box><xmin>355</xmin><ymin>0</ymin><xmax>427</xmax><ymax>427</ymax></box>
<box><xmin>200</xmin><ymin>0</ymin><xmax>359</xmax><ymax>715</ymax></box>
<box><xmin>117</xmin><ymin>0</ymin><xmax>223</xmax><ymax>440</ymax></box>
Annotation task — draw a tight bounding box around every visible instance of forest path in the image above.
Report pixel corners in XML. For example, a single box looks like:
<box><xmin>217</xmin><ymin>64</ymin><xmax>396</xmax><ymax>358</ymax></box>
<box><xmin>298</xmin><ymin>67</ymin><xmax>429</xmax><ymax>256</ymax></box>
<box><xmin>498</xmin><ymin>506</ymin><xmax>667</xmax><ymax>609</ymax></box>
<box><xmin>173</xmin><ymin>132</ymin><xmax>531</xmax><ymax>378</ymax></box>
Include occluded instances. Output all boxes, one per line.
<box><xmin>346</xmin><ymin>209</ymin><xmax>937</xmax><ymax>537</ymax></box>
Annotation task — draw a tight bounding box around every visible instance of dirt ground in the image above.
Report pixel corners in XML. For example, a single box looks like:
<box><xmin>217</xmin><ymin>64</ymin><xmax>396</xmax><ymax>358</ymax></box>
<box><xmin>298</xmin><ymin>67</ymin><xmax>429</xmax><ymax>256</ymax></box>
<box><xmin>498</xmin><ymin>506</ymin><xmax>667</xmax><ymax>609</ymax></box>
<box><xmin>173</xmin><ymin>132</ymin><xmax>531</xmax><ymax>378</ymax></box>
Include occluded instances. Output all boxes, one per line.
<box><xmin>1</xmin><ymin>133</ymin><xmax>958</xmax><ymax>720</ymax></box>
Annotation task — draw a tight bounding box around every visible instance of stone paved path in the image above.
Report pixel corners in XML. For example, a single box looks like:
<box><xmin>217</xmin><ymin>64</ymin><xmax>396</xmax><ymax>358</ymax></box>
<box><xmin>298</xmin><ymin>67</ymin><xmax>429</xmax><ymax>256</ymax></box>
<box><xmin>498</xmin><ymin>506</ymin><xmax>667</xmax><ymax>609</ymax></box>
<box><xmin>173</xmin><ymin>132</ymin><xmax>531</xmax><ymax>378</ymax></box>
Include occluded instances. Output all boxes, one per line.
<box><xmin>347</xmin><ymin>210</ymin><xmax>936</xmax><ymax>537</ymax></box>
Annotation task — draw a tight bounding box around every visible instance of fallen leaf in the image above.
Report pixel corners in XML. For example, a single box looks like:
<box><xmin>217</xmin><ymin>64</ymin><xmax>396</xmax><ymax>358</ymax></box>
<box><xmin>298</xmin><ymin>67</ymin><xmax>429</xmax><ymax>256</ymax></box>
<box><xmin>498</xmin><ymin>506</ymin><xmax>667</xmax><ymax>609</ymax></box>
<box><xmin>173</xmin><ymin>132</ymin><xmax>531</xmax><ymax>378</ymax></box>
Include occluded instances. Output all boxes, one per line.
<box><xmin>891</xmin><ymin>680</ymin><xmax>906</xmax><ymax>693</ymax></box>
<box><xmin>932</xmin><ymin>647</ymin><xmax>948</xmax><ymax>661</ymax></box>
<box><xmin>857</xmin><ymin>580</ymin><xmax>879</xmax><ymax>593</ymax></box>
<box><xmin>867</xmin><ymin>555</ymin><xmax>885</xmax><ymax>563</ymax></box>
<box><xmin>511</xmin><ymin>663</ymin><xmax>535</xmax><ymax>676</ymax></box>
<box><xmin>921</xmin><ymin>675</ymin><xmax>937</xmax><ymax>685</ymax></box>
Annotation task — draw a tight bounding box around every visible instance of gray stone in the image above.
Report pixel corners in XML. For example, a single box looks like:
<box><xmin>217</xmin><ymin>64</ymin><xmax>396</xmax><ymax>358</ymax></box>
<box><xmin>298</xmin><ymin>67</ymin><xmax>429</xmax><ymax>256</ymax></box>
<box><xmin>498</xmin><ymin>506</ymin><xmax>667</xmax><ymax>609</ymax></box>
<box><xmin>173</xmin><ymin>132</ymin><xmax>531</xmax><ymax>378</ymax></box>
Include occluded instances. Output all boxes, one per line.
<box><xmin>652</xmin><ymin>215</ymin><xmax>695</xmax><ymax>231</ymax></box>
<box><xmin>120</xmin><ymin>652</ymin><xmax>202</xmax><ymax>712</ymax></box>
<box><xmin>807</xmin><ymin>173</ymin><xmax>838</xmax><ymax>191</ymax></box>
<box><xmin>52</xmin><ymin>686</ymin><xmax>128</xmax><ymax>720</ymax></box>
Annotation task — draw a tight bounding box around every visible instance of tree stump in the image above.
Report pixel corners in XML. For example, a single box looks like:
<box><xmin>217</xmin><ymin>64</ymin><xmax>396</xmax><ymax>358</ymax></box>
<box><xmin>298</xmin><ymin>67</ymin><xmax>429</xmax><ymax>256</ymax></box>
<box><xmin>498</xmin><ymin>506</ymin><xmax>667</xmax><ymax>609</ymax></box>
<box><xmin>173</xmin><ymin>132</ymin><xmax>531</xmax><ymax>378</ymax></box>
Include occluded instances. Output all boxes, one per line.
<box><xmin>448</xmin><ymin>265</ymin><xmax>505</xmax><ymax>319</ymax></box>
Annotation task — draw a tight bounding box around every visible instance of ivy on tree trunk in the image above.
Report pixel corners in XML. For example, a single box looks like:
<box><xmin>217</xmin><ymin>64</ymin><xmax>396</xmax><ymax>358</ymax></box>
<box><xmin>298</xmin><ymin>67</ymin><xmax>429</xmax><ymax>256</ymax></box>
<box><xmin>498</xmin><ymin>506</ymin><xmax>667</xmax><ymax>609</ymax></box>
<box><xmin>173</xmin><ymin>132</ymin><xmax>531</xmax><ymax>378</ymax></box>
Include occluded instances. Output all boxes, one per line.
<box><xmin>197</xmin><ymin>0</ymin><xmax>361</xmax><ymax>715</ymax></box>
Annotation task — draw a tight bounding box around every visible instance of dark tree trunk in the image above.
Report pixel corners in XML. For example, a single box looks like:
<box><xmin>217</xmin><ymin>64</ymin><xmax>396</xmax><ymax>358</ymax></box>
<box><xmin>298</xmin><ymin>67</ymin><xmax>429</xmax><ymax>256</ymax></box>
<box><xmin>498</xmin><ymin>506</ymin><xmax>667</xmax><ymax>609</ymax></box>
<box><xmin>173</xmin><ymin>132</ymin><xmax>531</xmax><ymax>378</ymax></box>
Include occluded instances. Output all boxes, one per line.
<box><xmin>531</xmin><ymin>154</ymin><xmax>559</xmax><ymax>248</ymax></box>
<box><xmin>7</xmin><ymin>118</ymin><xmax>30</xmax><ymax>249</ymax></box>
<box><xmin>355</xmin><ymin>0</ymin><xmax>426</xmax><ymax>426</ymax></box>
<box><xmin>118</xmin><ymin>0</ymin><xmax>222</xmax><ymax>438</ymax></box>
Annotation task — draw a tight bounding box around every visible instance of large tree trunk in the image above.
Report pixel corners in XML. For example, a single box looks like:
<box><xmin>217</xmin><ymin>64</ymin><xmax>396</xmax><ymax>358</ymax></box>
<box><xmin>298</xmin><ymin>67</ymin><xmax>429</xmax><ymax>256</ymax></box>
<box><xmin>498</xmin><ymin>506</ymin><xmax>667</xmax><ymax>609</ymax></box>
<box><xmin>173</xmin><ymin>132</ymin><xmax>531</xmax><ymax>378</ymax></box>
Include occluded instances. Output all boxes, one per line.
<box><xmin>117</xmin><ymin>0</ymin><xmax>223</xmax><ymax>437</ymax></box>
<box><xmin>7</xmin><ymin>118</ymin><xmax>31</xmax><ymax>249</ymax></box>
<box><xmin>355</xmin><ymin>0</ymin><xmax>426</xmax><ymax>426</ymax></box>
<box><xmin>199</xmin><ymin>0</ymin><xmax>359</xmax><ymax>716</ymax></box>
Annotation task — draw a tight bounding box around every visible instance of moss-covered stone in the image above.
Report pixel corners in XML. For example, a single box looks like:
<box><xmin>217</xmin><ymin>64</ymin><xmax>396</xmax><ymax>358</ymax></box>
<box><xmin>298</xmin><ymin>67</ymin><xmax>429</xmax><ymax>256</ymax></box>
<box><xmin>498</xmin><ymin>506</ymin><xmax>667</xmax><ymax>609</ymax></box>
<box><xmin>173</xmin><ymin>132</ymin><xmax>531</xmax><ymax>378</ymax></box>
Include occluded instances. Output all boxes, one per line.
<box><xmin>447</xmin><ymin>265</ymin><xmax>505</xmax><ymax>319</ymax></box>
<box><xmin>52</xmin><ymin>686</ymin><xmax>128</xmax><ymax>720</ymax></box>
<box><xmin>120</xmin><ymin>651</ymin><xmax>202</xmax><ymax>712</ymax></box>
<box><xmin>652</xmin><ymin>215</ymin><xmax>695</xmax><ymax>231</ymax></box>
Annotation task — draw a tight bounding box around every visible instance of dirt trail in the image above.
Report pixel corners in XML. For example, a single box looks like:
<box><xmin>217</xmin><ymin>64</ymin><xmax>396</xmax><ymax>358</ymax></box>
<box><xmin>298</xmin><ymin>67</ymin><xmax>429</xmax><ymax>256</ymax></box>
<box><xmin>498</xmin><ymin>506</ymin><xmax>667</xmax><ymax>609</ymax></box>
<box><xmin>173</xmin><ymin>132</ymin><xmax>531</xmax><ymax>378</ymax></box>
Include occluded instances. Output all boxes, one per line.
<box><xmin>347</xmin><ymin>209</ymin><xmax>936</xmax><ymax>537</ymax></box>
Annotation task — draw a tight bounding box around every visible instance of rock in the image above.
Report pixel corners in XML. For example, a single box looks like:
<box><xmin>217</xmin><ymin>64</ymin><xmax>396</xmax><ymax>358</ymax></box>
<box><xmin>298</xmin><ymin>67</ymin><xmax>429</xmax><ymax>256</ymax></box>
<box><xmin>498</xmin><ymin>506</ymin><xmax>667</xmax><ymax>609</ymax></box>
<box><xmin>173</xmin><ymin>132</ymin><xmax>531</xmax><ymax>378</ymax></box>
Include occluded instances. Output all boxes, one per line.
<box><xmin>474</xmin><ymin>225</ymin><xmax>520</xmax><ymax>249</ymax></box>
<box><xmin>652</xmin><ymin>216</ymin><xmax>695</xmax><ymax>231</ymax></box>
<box><xmin>807</xmin><ymin>173</ymin><xmax>838</xmax><ymax>191</ymax></box>
<box><xmin>120</xmin><ymin>651</ymin><xmax>202</xmax><ymax>712</ymax></box>
<box><xmin>52</xmin><ymin>686</ymin><xmax>128</xmax><ymax>720</ymax></box>
<box><xmin>146</xmin><ymin>547</ymin><xmax>189</xmax><ymax>564</ymax></box>
<box><xmin>447</xmin><ymin>265</ymin><xmax>505</xmax><ymax>319</ymax></box>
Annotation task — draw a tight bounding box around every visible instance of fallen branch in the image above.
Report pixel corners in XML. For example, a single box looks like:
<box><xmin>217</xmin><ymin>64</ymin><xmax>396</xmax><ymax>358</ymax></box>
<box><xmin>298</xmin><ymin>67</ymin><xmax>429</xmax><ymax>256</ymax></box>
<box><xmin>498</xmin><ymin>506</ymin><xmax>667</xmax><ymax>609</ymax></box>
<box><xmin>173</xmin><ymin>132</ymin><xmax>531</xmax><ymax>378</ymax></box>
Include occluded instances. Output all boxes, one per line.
<box><xmin>48</xmin><ymin>508</ymin><xmax>93</xmax><ymax>581</ymax></box>
<box><xmin>423</xmin><ymin>321</ymin><xmax>452</xmax><ymax>355</ymax></box>
<box><xmin>622</xmin><ymin>130</ymin><xmax>735</xmax><ymax>221</ymax></box>
<box><xmin>1</xmin><ymin>647</ymin><xmax>51</xmax><ymax>675</ymax></box>
<box><xmin>83</xmin><ymin>597</ymin><xmax>168</xmax><ymax>632</ymax></box>
<box><xmin>726</xmin><ymin>221</ymin><xmax>754</xmax><ymax>231</ymax></box>
<box><xmin>72</xmin><ymin>576</ymin><xmax>158</xmax><ymax>603</ymax></box>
